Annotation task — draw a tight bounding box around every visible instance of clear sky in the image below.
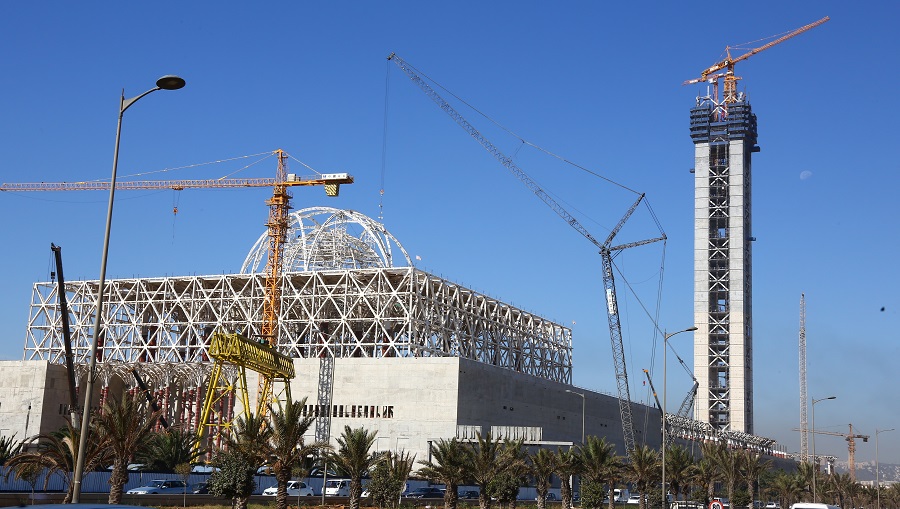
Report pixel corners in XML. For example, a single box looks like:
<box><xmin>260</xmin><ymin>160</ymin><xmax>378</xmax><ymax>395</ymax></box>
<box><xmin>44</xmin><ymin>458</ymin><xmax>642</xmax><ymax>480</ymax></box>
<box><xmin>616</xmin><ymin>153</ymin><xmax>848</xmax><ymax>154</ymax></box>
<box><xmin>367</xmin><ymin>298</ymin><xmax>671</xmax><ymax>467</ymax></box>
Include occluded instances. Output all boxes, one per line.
<box><xmin>1</xmin><ymin>1</ymin><xmax>897</xmax><ymax>464</ymax></box>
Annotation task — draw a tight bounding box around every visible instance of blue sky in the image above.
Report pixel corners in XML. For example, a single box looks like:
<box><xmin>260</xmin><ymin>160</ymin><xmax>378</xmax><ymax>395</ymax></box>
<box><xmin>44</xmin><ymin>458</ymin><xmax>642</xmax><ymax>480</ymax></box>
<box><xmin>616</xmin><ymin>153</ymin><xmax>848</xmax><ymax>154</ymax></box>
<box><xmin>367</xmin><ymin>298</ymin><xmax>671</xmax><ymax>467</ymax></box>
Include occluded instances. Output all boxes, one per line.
<box><xmin>1</xmin><ymin>1</ymin><xmax>897</xmax><ymax>463</ymax></box>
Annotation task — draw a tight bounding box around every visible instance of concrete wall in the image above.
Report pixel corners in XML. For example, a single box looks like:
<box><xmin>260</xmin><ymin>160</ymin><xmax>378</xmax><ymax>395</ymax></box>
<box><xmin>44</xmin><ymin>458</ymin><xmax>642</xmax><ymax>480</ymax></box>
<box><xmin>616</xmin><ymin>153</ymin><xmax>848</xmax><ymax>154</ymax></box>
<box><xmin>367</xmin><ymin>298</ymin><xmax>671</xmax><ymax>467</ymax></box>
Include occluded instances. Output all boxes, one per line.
<box><xmin>278</xmin><ymin>356</ymin><xmax>661</xmax><ymax>463</ymax></box>
<box><xmin>0</xmin><ymin>360</ymin><xmax>71</xmax><ymax>441</ymax></box>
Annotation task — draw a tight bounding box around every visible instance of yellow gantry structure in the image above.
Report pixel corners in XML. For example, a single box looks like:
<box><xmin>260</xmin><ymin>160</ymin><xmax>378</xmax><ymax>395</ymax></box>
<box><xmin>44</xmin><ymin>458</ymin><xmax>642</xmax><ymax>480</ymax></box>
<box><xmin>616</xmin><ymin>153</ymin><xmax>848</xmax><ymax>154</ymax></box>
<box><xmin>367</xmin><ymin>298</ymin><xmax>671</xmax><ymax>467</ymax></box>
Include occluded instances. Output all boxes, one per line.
<box><xmin>197</xmin><ymin>332</ymin><xmax>295</xmax><ymax>451</ymax></box>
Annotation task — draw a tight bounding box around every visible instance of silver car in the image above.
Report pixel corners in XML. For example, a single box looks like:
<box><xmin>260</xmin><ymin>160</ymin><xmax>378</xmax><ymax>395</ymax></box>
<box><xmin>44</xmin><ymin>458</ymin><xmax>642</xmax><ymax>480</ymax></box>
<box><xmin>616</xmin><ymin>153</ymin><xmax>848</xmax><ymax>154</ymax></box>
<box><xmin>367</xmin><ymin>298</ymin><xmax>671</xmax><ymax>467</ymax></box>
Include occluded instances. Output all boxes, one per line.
<box><xmin>126</xmin><ymin>479</ymin><xmax>187</xmax><ymax>495</ymax></box>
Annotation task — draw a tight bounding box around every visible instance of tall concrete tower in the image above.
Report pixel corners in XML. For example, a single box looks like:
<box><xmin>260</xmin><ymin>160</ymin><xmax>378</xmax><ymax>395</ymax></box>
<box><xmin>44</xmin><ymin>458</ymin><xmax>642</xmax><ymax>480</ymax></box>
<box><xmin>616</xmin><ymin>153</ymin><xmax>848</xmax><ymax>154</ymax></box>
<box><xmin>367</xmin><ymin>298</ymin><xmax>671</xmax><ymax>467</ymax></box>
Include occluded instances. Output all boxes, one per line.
<box><xmin>690</xmin><ymin>95</ymin><xmax>758</xmax><ymax>433</ymax></box>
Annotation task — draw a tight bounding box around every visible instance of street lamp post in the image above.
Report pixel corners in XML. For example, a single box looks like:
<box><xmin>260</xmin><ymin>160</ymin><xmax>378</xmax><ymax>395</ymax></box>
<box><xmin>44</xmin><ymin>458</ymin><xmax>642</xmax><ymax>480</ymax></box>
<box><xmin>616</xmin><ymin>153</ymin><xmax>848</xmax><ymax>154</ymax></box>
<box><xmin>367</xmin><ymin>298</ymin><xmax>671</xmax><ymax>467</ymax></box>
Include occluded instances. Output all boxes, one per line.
<box><xmin>662</xmin><ymin>326</ymin><xmax>697</xmax><ymax>509</ymax></box>
<box><xmin>71</xmin><ymin>75</ymin><xmax>186</xmax><ymax>503</ymax></box>
<box><xmin>876</xmin><ymin>428</ymin><xmax>894</xmax><ymax>509</ymax></box>
<box><xmin>810</xmin><ymin>395</ymin><xmax>836</xmax><ymax>503</ymax></box>
<box><xmin>565</xmin><ymin>389</ymin><xmax>585</xmax><ymax>444</ymax></box>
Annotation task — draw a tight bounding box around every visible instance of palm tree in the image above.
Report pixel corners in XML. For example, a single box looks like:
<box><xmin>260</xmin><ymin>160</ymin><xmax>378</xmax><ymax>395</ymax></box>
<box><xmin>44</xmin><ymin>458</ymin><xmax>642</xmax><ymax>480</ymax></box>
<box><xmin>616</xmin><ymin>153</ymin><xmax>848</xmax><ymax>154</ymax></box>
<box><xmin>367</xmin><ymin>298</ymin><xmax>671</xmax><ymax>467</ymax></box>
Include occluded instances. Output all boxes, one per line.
<box><xmin>468</xmin><ymin>431</ymin><xmax>507</xmax><ymax>509</ymax></box>
<box><xmin>0</xmin><ymin>433</ymin><xmax>21</xmax><ymax>465</ymax></box>
<box><xmin>689</xmin><ymin>456</ymin><xmax>719</xmax><ymax>505</ymax></box>
<box><xmin>499</xmin><ymin>438</ymin><xmax>529</xmax><ymax>509</ymax></box>
<box><xmin>5</xmin><ymin>419</ymin><xmax>110</xmax><ymax>503</ymax></box>
<box><xmin>665</xmin><ymin>445</ymin><xmax>694</xmax><ymax>503</ymax></box>
<box><xmin>93</xmin><ymin>392</ymin><xmax>162</xmax><ymax>504</ymax></box>
<box><xmin>418</xmin><ymin>438</ymin><xmax>469</xmax><ymax>509</ymax></box>
<box><xmin>219</xmin><ymin>411</ymin><xmax>272</xmax><ymax>509</ymax></box>
<box><xmin>369</xmin><ymin>450</ymin><xmax>416</xmax><ymax>509</ymax></box>
<box><xmin>720</xmin><ymin>448</ymin><xmax>742</xmax><ymax>506</ymax></box>
<box><xmin>138</xmin><ymin>426</ymin><xmax>203</xmax><ymax>472</ymax></box>
<box><xmin>625</xmin><ymin>445</ymin><xmax>660</xmax><ymax>509</ymax></box>
<box><xmin>530</xmin><ymin>448</ymin><xmax>557</xmax><ymax>509</ymax></box>
<box><xmin>742</xmin><ymin>450</ymin><xmax>771</xmax><ymax>509</ymax></box>
<box><xmin>697</xmin><ymin>442</ymin><xmax>724</xmax><ymax>502</ymax></box>
<box><xmin>581</xmin><ymin>436</ymin><xmax>616</xmax><ymax>483</ymax></box>
<box><xmin>327</xmin><ymin>425</ymin><xmax>378</xmax><ymax>509</ymax></box>
<box><xmin>795</xmin><ymin>462</ymin><xmax>815</xmax><ymax>497</ymax></box>
<box><xmin>264</xmin><ymin>398</ymin><xmax>320</xmax><ymax>509</ymax></box>
<box><xmin>554</xmin><ymin>446</ymin><xmax>582</xmax><ymax>509</ymax></box>
<box><xmin>580</xmin><ymin>436</ymin><xmax>617</xmax><ymax>509</ymax></box>
<box><xmin>599</xmin><ymin>453</ymin><xmax>625</xmax><ymax>509</ymax></box>
<box><xmin>769</xmin><ymin>471</ymin><xmax>802</xmax><ymax>509</ymax></box>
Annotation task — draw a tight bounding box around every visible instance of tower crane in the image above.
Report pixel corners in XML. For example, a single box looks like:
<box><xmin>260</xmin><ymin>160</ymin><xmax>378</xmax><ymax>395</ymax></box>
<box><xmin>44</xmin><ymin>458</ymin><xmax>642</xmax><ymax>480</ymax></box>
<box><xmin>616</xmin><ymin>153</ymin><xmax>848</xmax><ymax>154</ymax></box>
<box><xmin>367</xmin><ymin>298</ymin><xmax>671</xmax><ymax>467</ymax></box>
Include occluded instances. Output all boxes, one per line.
<box><xmin>684</xmin><ymin>16</ymin><xmax>829</xmax><ymax>116</ymax></box>
<box><xmin>388</xmin><ymin>53</ymin><xmax>665</xmax><ymax>456</ymax></box>
<box><xmin>793</xmin><ymin>423</ymin><xmax>869</xmax><ymax>480</ymax></box>
<box><xmin>2</xmin><ymin>149</ymin><xmax>353</xmax><ymax>449</ymax></box>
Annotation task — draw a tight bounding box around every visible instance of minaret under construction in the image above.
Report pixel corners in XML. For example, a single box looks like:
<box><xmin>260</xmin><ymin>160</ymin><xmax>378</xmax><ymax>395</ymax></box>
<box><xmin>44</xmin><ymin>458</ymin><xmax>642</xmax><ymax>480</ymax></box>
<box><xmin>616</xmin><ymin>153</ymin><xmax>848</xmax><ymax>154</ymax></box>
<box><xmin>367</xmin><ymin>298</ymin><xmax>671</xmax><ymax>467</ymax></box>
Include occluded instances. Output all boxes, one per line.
<box><xmin>690</xmin><ymin>94</ymin><xmax>759</xmax><ymax>434</ymax></box>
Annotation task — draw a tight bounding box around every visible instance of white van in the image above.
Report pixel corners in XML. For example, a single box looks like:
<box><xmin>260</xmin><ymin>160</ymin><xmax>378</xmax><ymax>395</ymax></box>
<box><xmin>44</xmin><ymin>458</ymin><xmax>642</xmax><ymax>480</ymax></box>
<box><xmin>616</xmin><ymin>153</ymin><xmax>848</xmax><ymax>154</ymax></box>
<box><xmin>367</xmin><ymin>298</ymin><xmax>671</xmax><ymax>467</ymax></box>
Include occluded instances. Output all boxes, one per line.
<box><xmin>612</xmin><ymin>489</ymin><xmax>631</xmax><ymax>503</ymax></box>
<box><xmin>790</xmin><ymin>504</ymin><xmax>840</xmax><ymax>509</ymax></box>
<box><xmin>325</xmin><ymin>479</ymin><xmax>351</xmax><ymax>497</ymax></box>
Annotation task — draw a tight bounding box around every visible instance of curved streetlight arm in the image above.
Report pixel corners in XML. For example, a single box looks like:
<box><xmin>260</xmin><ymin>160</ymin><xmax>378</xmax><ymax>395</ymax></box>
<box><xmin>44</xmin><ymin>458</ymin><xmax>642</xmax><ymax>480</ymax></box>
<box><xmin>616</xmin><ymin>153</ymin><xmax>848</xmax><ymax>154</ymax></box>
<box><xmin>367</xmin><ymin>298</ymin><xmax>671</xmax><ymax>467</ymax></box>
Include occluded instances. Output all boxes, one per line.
<box><xmin>662</xmin><ymin>326</ymin><xmax>696</xmax><ymax>509</ymax></box>
<box><xmin>810</xmin><ymin>395</ymin><xmax>836</xmax><ymax>503</ymax></box>
<box><xmin>71</xmin><ymin>76</ymin><xmax>184</xmax><ymax>504</ymax></box>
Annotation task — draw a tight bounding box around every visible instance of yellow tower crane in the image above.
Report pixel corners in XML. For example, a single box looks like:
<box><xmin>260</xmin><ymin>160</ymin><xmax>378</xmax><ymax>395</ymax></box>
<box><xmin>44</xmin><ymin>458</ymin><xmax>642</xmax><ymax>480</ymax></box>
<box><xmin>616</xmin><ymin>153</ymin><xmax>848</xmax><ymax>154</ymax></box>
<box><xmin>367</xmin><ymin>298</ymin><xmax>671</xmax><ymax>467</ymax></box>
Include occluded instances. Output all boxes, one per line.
<box><xmin>684</xmin><ymin>16</ymin><xmax>829</xmax><ymax>115</ymax></box>
<box><xmin>794</xmin><ymin>423</ymin><xmax>870</xmax><ymax>480</ymax></box>
<box><xmin>1</xmin><ymin>149</ymin><xmax>354</xmax><ymax>451</ymax></box>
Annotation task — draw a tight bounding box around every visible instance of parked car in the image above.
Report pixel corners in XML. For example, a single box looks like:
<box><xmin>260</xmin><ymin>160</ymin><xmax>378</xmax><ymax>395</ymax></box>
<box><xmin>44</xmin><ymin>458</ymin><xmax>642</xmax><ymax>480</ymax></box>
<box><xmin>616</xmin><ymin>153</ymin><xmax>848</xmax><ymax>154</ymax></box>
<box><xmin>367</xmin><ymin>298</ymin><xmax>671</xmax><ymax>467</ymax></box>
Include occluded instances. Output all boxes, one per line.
<box><xmin>406</xmin><ymin>487</ymin><xmax>444</xmax><ymax>498</ymax></box>
<box><xmin>263</xmin><ymin>480</ymin><xmax>315</xmax><ymax>497</ymax></box>
<box><xmin>626</xmin><ymin>494</ymin><xmax>642</xmax><ymax>505</ymax></box>
<box><xmin>191</xmin><ymin>482</ymin><xmax>209</xmax><ymax>494</ymax></box>
<box><xmin>126</xmin><ymin>479</ymin><xmax>188</xmax><ymax>494</ymax></box>
<box><xmin>765</xmin><ymin>503</ymin><xmax>781</xmax><ymax>509</ymax></box>
<box><xmin>459</xmin><ymin>490</ymin><xmax>479</xmax><ymax>500</ymax></box>
<box><xmin>537</xmin><ymin>493</ymin><xmax>558</xmax><ymax>501</ymax></box>
<box><xmin>324</xmin><ymin>479</ymin><xmax>351</xmax><ymax>497</ymax></box>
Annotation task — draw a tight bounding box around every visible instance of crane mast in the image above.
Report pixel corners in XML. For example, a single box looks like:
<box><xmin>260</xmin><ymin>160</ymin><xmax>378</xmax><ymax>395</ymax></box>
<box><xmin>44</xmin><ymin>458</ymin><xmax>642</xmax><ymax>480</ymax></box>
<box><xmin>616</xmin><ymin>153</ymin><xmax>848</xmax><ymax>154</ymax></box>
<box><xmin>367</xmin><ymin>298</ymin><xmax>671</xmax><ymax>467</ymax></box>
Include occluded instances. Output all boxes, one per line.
<box><xmin>799</xmin><ymin>294</ymin><xmax>809</xmax><ymax>462</ymax></box>
<box><xmin>389</xmin><ymin>52</ymin><xmax>664</xmax><ymax>455</ymax></box>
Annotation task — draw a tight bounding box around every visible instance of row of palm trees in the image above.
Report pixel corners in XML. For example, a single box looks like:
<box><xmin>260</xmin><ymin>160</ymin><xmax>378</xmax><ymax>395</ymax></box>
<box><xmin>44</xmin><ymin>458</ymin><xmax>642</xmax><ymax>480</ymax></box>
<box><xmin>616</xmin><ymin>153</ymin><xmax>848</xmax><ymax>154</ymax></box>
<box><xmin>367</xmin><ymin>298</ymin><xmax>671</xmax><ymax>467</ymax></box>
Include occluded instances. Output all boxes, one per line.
<box><xmin>3</xmin><ymin>393</ymin><xmax>899</xmax><ymax>509</ymax></box>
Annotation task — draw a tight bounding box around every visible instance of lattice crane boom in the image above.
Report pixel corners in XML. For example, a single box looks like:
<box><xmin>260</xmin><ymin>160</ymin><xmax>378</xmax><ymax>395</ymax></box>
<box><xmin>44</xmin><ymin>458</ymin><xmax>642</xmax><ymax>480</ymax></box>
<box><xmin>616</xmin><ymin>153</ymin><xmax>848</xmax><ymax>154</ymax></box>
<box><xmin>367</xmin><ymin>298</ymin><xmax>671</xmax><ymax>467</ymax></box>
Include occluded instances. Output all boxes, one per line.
<box><xmin>388</xmin><ymin>52</ymin><xmax>665</xmax><ymax>456</ymax></box>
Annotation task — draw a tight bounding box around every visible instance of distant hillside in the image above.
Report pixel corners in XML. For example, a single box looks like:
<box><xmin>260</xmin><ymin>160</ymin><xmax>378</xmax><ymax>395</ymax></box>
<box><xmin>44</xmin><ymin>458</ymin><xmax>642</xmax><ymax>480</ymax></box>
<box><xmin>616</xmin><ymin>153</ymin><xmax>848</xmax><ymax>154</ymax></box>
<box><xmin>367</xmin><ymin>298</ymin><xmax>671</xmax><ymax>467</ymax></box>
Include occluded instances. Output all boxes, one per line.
<box><xmin>833</xmin><ymin>461</ymin><xmax>900</xmax><ymax>483</ymax></box>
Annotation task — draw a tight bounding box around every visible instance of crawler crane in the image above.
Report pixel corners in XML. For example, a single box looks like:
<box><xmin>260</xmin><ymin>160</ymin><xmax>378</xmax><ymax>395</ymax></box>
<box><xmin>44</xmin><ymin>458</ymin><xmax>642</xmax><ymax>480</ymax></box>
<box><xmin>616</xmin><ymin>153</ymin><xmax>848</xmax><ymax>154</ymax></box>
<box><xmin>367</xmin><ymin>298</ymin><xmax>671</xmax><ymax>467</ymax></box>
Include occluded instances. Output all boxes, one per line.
<box><xmin>388</xmin><ymin>53</ymin><xmax>665</xmax><ymax>456</ymax></box>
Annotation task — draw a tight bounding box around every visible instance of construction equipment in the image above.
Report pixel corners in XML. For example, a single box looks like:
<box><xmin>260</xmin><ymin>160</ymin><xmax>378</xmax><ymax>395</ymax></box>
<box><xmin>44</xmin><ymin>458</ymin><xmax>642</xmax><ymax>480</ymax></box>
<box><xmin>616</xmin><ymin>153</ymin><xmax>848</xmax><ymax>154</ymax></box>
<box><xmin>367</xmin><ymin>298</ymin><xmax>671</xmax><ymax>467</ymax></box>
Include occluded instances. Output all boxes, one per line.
<box><xmin>50</xmin><ymin>243</ymin><xmax>79</xmax><ymax>426</ymax></box>
<box><xmin>388</xmin><ymin>53</ymin><xmax>665</xmax><ymax>456</ymax></box>
<box><xmin>684</xmin><ymin>16</ymin><xmax>829</xmax><ymax>116</ymax></box>
<box><xmin>793</xmin><ymin>424</ymin><xmax>869</xmax><ymax>480</ymax></box>
<box><xmin>799</xmin><ymin>294</ymin><xmax>809</xmax><ymax>462</ymax></box>
<box><xmin>3</xmin><ymin>149</ymin><xmax>352</xmax><ymax>450</ymax></box>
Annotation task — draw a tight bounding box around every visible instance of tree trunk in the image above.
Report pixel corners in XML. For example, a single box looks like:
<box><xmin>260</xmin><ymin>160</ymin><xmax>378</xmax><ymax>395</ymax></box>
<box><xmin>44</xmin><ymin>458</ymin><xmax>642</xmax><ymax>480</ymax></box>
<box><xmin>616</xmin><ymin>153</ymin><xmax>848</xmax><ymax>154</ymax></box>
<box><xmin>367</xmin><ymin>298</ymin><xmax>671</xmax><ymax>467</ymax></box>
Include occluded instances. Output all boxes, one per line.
<box><xmin>350</xmin><ymin>476</ymin><xmax>363</xmax><ymax>509</ymax></box>
<box><xmin>561</xmin><ymin>477</ymin><xmax>573</xmax><ymax>509</ymax></box>
<box><xmin>275</xmin><ymin>468</ymin><xmax>291</xmax><ymax>509</ymax></box>
<box><xmin>444</xmin><ymin>487</ymin><xmax>459</xmax><ymax>509</ymax></box>
<box><xmin>480</xmin><ymin>490</ymin><xmax>493</xmax><ymax>509</ymax></box>
<box><xmin>107</xmin><ymin>461</ymin><xmax>128</xmax><ymax>504</ymax></box>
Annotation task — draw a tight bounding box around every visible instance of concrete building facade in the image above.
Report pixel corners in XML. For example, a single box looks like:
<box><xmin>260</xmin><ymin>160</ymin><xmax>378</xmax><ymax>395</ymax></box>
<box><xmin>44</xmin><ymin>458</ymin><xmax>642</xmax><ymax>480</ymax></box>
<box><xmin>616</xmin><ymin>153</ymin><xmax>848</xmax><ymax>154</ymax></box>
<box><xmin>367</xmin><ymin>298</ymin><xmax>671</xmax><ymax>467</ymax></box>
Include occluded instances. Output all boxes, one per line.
<box><xmin>690</xmin><ymin>98</ymin><xmax>758</xmax><ymax>434</ymax></box>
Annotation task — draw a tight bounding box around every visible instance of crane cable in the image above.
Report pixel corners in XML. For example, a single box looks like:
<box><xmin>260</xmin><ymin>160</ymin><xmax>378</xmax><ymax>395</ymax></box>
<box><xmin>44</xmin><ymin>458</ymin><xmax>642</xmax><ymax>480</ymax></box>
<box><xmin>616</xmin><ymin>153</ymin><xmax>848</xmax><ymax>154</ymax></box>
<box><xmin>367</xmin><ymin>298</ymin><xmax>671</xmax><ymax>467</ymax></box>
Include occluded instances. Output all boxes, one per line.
<box><xmin>379</xmin><ymin>58</ymin><xmax>391</xmax><ymax>222</ymax></box>
<box><xmin>405</xmin><ymin>60</ymin><xmax>641</xmax><ymax>196</ymax></box>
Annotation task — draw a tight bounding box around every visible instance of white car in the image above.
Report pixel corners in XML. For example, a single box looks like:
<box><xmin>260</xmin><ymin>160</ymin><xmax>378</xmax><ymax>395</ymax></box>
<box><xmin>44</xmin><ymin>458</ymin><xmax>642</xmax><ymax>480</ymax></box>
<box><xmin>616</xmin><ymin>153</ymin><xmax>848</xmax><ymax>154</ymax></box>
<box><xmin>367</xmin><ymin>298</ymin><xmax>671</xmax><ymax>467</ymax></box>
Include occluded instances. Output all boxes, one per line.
<box><xmin>126</xmin><ymin>479</ymin><xmax>187</xmax><ymax>495</ymax></box>
<box><xmin>262</xmin><ymin>480</ymin><xmax>315</xmax><ymax>497</ymax></box>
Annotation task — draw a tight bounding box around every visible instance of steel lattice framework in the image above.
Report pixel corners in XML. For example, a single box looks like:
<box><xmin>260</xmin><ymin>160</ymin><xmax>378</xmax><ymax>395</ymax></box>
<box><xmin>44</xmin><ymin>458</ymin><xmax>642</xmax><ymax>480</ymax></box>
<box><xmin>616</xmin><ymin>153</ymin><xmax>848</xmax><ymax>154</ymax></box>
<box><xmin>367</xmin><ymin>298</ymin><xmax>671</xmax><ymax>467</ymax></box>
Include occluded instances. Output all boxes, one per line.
<box><xmin>23</xmin><ymin>208</ymin><xmax>572</xmax><ymax>385</ymax></box>
<box><xmin>24</xmin><ymin>267</ymin><xmax>572</xmax><ymax>382</ymax></box>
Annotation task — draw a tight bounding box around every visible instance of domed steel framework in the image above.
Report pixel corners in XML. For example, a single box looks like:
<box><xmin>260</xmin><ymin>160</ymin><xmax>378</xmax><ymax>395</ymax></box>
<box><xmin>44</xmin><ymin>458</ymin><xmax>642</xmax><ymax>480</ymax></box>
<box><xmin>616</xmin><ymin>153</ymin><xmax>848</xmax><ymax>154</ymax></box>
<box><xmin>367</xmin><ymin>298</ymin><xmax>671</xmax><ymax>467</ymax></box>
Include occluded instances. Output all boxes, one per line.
<box><xmin>241</xmin><ymin>207</ymin><xmax>411</xmax><ymax>274</ymax></box>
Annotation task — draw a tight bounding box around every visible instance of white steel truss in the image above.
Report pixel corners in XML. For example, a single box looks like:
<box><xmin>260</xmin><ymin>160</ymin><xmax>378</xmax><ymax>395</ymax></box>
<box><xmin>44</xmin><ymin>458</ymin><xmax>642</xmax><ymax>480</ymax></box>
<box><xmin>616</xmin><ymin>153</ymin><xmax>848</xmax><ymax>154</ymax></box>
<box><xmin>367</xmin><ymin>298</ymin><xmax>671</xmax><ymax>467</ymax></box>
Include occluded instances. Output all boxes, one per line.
<box><xmin>24</xmin><ymin>267</ymin><xmax>573</xmax><ymax>383</ymax></box>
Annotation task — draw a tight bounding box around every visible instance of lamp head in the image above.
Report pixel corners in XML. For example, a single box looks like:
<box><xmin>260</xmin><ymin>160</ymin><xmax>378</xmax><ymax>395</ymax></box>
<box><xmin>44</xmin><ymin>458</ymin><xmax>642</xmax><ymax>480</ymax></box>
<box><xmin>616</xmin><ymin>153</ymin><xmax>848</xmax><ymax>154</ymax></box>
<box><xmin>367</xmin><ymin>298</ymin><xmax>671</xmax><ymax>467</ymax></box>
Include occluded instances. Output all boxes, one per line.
<box><xmin>156</xmin><ymin>75</ymin><xmax>186</xmax><ymax>90</ymax></box>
